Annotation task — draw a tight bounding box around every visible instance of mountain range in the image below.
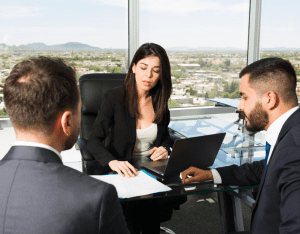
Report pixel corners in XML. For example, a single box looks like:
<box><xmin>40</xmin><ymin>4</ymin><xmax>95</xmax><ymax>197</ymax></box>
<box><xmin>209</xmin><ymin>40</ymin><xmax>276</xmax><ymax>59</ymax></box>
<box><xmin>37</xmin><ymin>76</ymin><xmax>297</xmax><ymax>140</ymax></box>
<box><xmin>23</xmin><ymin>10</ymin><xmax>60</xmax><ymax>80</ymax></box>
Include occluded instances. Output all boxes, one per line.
<box><xmin>0</xmin><ymin>42</ymin><xmax>124</xmax><ymax>51</ymax></box>
<box><xmin>0</xmin><ymin>42</ymin><xmax>299</xmax><ymax>52</ymax></box>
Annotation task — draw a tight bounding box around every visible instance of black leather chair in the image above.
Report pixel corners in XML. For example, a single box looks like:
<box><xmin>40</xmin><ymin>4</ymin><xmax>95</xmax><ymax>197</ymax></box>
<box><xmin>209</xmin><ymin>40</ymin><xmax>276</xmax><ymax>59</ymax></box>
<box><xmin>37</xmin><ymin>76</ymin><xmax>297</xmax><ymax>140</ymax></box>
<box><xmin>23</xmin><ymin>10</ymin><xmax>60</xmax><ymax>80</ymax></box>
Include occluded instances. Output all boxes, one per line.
<box><xmin>78</xmin><ymin>73</ymin><xmax>126</xmax><ymax>175</ymax></box>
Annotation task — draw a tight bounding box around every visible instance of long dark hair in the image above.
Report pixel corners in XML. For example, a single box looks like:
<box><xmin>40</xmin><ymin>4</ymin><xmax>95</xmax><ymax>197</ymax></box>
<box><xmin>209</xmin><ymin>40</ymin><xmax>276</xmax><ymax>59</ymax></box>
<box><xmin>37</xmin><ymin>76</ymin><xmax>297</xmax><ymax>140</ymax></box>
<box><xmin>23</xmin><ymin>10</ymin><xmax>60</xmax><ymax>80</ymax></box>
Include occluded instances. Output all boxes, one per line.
<box><xmin>124</xmin><ymin>43</ymin><xmax>172</xmax><ymax>123</ymax></box>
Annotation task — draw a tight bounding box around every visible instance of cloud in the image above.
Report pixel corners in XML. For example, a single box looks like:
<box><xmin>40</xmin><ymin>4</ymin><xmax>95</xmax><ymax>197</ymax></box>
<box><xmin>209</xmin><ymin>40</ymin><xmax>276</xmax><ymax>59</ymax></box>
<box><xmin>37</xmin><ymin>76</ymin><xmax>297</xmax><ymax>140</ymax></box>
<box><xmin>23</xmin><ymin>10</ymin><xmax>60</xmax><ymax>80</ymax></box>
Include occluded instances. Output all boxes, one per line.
<box><xmin>140</xmin><ymin>0</ymin><xmax>249</xmax><ymax>13</ymax></box>
<box><xmin>0</xmin><ymin>6</ymin><xmax>43</xmax><ymax>19</ymax></box>
<box><xmin>1</xmin><ymin>34</ymin><xmax>9</xmax><ymax>44</ymax></box>
<box><xmin>89</xmin><ymin>0</ymin><xmax>127</xmax><ymax>8</ymax></box>
<box><xmin>91</xmin><ymin>0</ymin><xmax>249</xmax><ymax>13</ymax></box>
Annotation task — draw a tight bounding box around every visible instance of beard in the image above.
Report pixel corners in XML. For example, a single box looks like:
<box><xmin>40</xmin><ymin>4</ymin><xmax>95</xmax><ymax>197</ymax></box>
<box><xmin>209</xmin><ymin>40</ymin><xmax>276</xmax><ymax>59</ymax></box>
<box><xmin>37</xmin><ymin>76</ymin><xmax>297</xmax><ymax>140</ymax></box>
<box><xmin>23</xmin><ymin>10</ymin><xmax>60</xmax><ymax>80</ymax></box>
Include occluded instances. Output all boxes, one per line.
<box><xmin>244</xmin><ymin>102</ymin><xmax>269</xmax><ymax>132</ymax></box>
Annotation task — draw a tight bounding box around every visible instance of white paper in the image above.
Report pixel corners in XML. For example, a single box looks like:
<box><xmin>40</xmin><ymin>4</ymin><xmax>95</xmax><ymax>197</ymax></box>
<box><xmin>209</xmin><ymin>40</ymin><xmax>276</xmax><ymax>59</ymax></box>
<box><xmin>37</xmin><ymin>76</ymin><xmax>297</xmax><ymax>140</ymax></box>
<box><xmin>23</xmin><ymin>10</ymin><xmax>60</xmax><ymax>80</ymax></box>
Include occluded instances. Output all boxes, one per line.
<box><xmin>91</xmin><ymin>170</ymin><xmax>172</xmax><ymax>198</ymax></box>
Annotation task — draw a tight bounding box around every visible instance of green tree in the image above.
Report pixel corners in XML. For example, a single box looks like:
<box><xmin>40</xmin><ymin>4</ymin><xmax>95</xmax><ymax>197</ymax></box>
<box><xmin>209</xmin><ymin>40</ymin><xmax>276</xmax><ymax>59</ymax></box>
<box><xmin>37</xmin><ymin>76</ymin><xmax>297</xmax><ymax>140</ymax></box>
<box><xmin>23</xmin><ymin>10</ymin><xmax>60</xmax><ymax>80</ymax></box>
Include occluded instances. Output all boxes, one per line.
<box><xmin>198</xmin><ymin>59</ymin><xmax>206</xmax><ymax>67</ymax></box>
<box><xmin>168</xmin><ymin>99</ymin><xmax>180</xmax><ymax>108</ymax></box>
<box><xmin>0</xmin><ymin>108</ymin><xmax>8</xmax><ymax>117</ymax></box>
<box><xmin>229</xmin><ymin>89</ymin><xmax>240</xmax><ymax>98</ymax></box>
<box><xmin>186</xmin><ymin>87</ymin><xmax>198</xmax><ymax>96</ymax></box>
<box><xmin>224</xmin><ymin>59</ymin><xmax>231</xmax><ymax>67</ymax></box>
<box><xmin>205</xmin><ymin>89</ymin><xmax>217</xmax><ymax>99</ymax></box>
<box><xmin>223</xmin><ymin>92</ymin><xmax>229</xmax><ymax>98</ymax></box>
<box><xmin>171</xmin><ymin>65</ymin><xmax>179</xmax><ymax>70</ymax></box>
<box><xmin>295</xmin><ymin>67</ymin><xmax>300</xmax><ymax>75</ymax></box>
<box><xmin>229</xmin><ymin>81</ymin><xmax>239</xmax><ymax>93</ymax></box>
<box><xmin>107</xmin><ymin>66</ymin><xmax>122</xmax><ymax>73</ymax></box>
<box><xmin>86</xmin><ymin>65</ymin><xmax>103</xmax><ymax>72</ymax></box>
<box><xmin>224</xmin><ymin>81</ymin><xmax>239</xmax><ymax>94</ymax></box>
<box><xmin>171</xmin><ymin>71</ymin><xmax>187</xmax><ymax>79</ymax></box>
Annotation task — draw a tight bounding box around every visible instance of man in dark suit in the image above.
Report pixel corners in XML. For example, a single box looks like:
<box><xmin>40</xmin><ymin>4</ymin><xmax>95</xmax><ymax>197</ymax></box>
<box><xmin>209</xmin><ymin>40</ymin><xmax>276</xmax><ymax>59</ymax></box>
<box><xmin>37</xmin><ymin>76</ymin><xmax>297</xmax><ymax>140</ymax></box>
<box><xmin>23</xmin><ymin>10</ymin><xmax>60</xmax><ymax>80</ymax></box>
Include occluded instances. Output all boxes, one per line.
<box><xmin>0</xmin><ymin>57</ymin><xmax>129</xmax><ymax>234</ymax></box>
<box><xmin>182</xmin><ymin>57</ymin><xmax>300</xmax><ymax>234</ymax></box>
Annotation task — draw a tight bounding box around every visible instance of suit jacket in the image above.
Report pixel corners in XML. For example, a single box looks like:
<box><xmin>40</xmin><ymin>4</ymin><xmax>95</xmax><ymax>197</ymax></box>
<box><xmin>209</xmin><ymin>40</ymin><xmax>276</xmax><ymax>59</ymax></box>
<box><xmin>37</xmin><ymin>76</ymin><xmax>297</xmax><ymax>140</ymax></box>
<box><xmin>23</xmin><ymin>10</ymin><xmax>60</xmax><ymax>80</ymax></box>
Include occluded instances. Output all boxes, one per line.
<box><xmin>87</xmin><ymin>87</ymin><xmax>173</xmax><ymax>167</ymax></box>
<box><xmin>217</xmin><ymin>108</ymin><xmax>300</xmax><ymax>234</ymax></box>
<box><xmin>0</xmin><ymin>146</ymin><xmax>129</xmax><ymax>234</ymax></box>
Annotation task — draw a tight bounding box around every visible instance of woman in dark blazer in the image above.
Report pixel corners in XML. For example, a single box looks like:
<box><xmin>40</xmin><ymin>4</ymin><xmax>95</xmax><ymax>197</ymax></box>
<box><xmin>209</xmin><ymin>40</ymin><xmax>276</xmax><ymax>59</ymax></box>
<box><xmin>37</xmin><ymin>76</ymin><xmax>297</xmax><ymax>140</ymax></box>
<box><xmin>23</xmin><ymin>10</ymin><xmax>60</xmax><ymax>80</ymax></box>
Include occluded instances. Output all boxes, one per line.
<box><xmin>87</xmin><ymin>86</ymin><xmax>172</xmax><ymax>169</ymax></box>
<box><xmin>87</xmin><ymin>43</ymin><xmax>173</xmax><ymax>177</ymax></box>
<box><xmin>87</xmin><ymin>43</ymin><xmax>174</xmax><ymax>234</ymax></box>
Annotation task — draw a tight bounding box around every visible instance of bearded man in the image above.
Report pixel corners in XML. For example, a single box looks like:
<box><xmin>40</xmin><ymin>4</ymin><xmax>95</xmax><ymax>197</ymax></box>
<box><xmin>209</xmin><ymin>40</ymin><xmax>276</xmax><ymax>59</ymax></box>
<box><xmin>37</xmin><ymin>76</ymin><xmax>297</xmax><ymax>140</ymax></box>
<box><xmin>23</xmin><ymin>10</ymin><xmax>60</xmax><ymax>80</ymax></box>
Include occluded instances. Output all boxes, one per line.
<box><xmin>182</xmin><ymin>57</ymin><xmax>300</xmax><ymax>234</ymax></box>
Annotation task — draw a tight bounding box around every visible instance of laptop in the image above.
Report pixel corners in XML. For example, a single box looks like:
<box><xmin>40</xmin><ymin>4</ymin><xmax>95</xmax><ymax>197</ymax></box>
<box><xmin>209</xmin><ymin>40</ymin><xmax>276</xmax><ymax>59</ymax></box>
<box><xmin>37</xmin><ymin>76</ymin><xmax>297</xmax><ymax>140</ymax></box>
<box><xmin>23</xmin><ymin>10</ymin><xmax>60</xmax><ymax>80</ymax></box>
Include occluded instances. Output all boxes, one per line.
<box><xmin>141</xmin><ymin>132</ymin><xmax>226</xmax><ymax>177</ymax></box>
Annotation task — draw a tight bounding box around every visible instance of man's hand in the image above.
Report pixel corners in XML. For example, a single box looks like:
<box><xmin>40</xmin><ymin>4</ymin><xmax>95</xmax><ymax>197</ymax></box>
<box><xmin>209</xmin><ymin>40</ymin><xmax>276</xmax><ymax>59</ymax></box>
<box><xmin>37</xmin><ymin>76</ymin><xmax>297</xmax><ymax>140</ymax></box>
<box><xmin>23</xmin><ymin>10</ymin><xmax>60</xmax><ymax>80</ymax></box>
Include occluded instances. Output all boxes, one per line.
<box><xmin>181</xmin><ymin>166</ymin><xmax>213</xmax><ymax>184</ymax></box>
<box><xmin>150</xmin><ymin>146</ymin><xmax>168</xmax><ymax>161</ymax></box>
<box><xmin>108</xmin><ymin>160</ymin><xmax>138</xmax><ymax>178</ymax></box>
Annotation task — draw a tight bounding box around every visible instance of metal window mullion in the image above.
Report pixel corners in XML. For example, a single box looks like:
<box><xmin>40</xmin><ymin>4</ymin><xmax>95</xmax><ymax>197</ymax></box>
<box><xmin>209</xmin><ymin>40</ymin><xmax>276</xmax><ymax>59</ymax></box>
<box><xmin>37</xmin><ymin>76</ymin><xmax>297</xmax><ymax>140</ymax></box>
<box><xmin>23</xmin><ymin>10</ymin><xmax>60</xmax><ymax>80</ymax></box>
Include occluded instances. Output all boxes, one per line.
<box><xmin>128</xmin><ymin>0</ymin><xmax>139</xmax><ymax>66</ymax></box>
<box><xmin>247</xmin><ymin>0</ymin><xmax>262</xmax><ymax>65</ymax></box>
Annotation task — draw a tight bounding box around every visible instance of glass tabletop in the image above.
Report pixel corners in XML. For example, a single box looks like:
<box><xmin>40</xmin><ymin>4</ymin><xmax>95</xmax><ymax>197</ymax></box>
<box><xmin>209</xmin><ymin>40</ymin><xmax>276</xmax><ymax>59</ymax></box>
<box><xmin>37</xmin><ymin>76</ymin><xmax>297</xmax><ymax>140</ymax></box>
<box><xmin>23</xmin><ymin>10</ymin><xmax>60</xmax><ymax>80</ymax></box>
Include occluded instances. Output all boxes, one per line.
<box><xmin>63</xmin><ymin>159</ymin><xmax>259</xmax><ymax>202</ymax></box>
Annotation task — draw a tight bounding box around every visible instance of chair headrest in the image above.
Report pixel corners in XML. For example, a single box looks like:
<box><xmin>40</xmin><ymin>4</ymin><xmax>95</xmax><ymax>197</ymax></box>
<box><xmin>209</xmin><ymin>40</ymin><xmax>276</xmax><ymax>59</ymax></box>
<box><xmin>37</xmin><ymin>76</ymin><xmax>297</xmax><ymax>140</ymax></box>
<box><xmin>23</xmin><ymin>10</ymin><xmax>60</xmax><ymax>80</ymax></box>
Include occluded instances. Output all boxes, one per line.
<box><xmin>79</xmin><ymin>73</ymin><xmax>126</xmax><ymax>115</ymax></box>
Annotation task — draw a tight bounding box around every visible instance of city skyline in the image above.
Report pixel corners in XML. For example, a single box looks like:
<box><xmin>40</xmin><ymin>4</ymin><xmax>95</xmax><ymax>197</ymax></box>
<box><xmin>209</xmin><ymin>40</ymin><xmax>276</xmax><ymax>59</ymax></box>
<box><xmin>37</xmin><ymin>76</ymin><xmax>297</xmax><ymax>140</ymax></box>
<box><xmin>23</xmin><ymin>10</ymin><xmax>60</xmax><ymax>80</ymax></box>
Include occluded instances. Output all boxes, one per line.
<box><xmin>1</xmin><ymin>41</ymin><xmax>300</xmax><ymax>51</ymax></box>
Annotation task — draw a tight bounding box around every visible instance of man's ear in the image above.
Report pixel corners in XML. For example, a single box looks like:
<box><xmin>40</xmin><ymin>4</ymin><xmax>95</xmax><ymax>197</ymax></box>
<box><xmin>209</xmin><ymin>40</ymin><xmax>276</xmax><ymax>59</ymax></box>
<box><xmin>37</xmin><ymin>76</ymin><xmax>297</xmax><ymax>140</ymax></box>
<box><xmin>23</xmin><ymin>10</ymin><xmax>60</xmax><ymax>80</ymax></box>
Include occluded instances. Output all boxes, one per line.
<box><xmin>60</xmin><ymin>111</ymin><xmax>72</xmax><ymax>136</ymax></box>
<box><xmin>262</xmin><ymin>91</ymin><xmax>278</xmax><ymax>110</ymax></box>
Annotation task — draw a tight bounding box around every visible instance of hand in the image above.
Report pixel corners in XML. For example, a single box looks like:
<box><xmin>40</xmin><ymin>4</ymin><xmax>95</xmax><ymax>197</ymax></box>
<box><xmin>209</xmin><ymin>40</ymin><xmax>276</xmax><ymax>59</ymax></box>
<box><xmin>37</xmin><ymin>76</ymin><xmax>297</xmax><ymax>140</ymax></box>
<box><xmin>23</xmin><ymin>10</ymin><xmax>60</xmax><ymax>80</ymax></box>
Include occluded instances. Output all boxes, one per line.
<box><xmin>108</xmin><ymin>160</ymin><xmax>138</xmax><ymax>178</ymax></box>
<box><xmin>181</xmin><ymin>166</ymin><xmax>213</xmax><ymax>184</ymax></box>
<box><xmin>150</xmin><ymin>146</ymin><xmax>168</xmax><ymax>161</ymax></box>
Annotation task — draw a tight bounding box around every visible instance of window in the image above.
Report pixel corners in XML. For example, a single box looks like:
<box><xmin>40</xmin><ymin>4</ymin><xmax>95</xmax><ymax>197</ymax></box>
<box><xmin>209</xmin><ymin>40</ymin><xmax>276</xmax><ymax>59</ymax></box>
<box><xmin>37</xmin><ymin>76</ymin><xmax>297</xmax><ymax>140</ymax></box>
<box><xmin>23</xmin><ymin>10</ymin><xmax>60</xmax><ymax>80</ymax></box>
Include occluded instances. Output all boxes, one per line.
<box><xmin>0</xmin><ymin>1</ymin><xmax>128</xmax><ymax>117</ymax></box>
<box><xmin>139</xmin><ymin>0</ymin><xmax>250</xmax><ymax>108</ymax></box>
<box><xmin>260</xmin><ymin>0</ymin><xmax>300</xmax><ymax>98</ymax></box>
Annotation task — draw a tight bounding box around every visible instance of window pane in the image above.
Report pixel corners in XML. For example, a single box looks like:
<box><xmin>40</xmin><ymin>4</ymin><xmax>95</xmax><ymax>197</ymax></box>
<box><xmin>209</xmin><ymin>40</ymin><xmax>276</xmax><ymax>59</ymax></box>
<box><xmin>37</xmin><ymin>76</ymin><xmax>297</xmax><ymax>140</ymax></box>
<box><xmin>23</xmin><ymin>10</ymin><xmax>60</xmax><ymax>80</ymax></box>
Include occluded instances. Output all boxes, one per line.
<box><xmin>140</xmin><ymin>0</ymin><xmax>249</xmax><ymax>108</ymax></box>
<box><xmin>0</xmin><ymin>1</ymin><xmax>128</xmax><ymax>117</ymax></box>
<box><xmin>260</xmin><ymin>0</ymin><xmax>300</xmax><ymax>99</ymax></box>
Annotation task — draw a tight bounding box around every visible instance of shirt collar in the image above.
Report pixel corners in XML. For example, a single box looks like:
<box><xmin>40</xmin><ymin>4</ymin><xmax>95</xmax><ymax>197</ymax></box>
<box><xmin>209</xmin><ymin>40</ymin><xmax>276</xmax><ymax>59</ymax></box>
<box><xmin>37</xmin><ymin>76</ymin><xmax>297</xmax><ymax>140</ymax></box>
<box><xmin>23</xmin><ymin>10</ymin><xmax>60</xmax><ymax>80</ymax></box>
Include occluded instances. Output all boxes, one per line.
<box><xmin>266</xmin><ymin>106</ymin><xmax>299</xmax><ymax>147</ymax></box>
<box><xmin>13</xmin><ymin>141</ymin><xmax>62</xmax><ymax>160</ymax></box>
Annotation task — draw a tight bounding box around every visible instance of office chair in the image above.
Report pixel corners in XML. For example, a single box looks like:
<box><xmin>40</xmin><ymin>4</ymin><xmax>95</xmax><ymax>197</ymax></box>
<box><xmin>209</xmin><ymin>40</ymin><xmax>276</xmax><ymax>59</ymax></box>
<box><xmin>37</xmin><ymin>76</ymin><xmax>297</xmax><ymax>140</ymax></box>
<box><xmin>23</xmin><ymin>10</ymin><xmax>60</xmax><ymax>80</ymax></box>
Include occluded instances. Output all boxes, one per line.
<box><xmin>78</xmin><ymin>73</ymin><xmax>125</xmax><ymax>175</ymax></box>
<box><xmin>77</xmin><ymin>73</ymin><xmax>186</xmax><ymax>231</ymax></box>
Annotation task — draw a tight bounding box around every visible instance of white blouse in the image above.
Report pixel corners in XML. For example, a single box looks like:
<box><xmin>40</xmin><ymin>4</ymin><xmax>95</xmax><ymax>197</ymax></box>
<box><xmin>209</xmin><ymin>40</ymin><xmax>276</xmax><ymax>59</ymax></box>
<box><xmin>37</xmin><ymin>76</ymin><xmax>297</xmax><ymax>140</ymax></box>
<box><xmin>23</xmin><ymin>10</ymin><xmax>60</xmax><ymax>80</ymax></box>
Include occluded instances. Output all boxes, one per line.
<box><xmin>132</xmin><ymin>123</ymin><xmax>158</xmax><ymax>157</ymax></box>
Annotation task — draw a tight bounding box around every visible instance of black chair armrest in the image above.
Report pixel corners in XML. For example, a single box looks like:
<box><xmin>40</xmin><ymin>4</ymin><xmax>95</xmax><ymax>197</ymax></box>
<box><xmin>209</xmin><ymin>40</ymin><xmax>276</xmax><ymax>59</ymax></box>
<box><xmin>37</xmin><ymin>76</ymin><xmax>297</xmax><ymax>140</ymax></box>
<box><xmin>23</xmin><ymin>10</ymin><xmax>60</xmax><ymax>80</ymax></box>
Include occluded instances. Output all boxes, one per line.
<box><xmin>77</xmin><ymin>138</ymin><xmax>111</xmax><ymax>175</ymax></box>
<box><xmin>77</xmin><ymin>138</ymin><xmax>95</xmax><ymax>161</ymax></box>
<box><xmin>169</xmin><ymin>134</ymin><xmax>181</xmax><ymax>146</ymax></box>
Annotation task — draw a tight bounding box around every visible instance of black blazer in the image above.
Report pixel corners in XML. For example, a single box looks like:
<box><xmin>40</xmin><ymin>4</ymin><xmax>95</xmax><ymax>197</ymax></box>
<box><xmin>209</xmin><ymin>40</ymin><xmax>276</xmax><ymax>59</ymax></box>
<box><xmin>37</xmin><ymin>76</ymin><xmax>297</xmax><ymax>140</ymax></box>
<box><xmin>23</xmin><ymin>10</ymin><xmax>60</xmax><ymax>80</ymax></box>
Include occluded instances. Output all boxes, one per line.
<box><xmin>0</xmin><ymin>146</ymin><xmax>129</xmax><ymax>234</ymax></box>
<box><xmin>87</xmin><ymin>87</ymin><xmax>173</xmax><ymax>167</ymax></box>
<box><xmin>217</xmin><ymin>108</ymin><xmax>300</xmax><ymax>234</ymax></box>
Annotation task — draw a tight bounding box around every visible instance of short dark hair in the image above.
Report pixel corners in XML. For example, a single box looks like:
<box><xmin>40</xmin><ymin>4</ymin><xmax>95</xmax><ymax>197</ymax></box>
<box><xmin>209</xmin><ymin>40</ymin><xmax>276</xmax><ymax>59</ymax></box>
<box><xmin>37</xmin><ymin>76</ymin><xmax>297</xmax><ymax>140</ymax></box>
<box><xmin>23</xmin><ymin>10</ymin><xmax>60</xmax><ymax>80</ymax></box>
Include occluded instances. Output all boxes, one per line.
<box><xmin>124</xmin><ymin>43</ymin><xmax>172</xmax><ymax>123</ymax></box>
<box><xmin>239</xmin><ymin>57</ymin><xmax>297</xmax><ymax>104</ymax></box>
<box><xmin>4</xmin><ymin>56</ymin><xmax>80</xmax><ymax>133</ymax></box>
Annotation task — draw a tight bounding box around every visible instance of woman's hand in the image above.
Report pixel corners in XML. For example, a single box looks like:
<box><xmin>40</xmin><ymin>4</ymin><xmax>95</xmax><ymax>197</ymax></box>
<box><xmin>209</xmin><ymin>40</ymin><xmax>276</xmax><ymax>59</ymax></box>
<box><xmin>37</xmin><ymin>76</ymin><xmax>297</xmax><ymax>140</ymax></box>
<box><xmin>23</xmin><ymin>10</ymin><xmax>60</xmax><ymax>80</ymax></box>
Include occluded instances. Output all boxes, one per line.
<box><xmin>150</xmin><ymin>146</ymin><xmax>168</xmax><ymax>161</ymax></box>
<box><xmin>108</xmin><ymin>160</ymin><xmax>138</xmax><ymax>178</ymax></box>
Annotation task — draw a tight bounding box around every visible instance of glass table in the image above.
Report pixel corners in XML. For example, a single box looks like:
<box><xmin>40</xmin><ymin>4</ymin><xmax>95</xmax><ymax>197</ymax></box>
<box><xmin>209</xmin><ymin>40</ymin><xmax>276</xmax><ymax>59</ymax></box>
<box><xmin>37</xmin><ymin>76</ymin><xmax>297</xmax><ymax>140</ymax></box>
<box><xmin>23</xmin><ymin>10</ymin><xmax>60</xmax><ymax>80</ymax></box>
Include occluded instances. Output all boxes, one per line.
<box><xmin>64</xmin><ymin>113</ymin><xmax>263</xmax><ymax>233</ymax></box>
<box><xmin>64</xmin><ymin>156</ymin><xmax>259</xmax><ymax>233</ymax></box>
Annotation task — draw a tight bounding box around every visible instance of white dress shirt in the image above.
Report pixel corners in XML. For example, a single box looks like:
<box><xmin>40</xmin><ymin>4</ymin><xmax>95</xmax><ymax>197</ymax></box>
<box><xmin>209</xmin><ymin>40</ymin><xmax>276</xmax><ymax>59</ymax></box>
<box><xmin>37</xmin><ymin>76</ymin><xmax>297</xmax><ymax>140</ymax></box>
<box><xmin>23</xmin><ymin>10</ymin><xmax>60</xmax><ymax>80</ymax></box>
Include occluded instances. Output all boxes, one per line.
<box><xmin>13</xmin><ymin>141</ymin><xmax>62</xmax><ymax>161</ymax></box>
<box><xmin>212</xmin><ymin>106</ymin><xmax>299</xmax><ymax>184</ymax></box>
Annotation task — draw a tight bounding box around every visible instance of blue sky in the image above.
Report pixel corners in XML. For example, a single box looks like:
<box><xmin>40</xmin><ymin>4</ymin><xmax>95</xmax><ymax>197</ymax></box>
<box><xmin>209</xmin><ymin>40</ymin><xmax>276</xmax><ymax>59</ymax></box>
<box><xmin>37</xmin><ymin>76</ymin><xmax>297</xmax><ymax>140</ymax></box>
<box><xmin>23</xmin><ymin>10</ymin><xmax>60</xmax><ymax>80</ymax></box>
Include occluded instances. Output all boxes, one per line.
<box><xmin>0</xmin><ymin>0</ymin><xmax>299</xmax><ymax>49</ymax></box>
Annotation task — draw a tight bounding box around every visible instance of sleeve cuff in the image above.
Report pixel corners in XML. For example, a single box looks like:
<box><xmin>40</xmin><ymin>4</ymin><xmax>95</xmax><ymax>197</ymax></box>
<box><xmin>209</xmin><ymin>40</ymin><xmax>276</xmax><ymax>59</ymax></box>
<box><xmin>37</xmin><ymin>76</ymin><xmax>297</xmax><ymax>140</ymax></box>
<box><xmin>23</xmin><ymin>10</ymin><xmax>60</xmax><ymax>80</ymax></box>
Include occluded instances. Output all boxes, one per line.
<box><xmin>211</xmin><ymin>169</ymin><xmax>222</xmax><ymax>184</ymax></box>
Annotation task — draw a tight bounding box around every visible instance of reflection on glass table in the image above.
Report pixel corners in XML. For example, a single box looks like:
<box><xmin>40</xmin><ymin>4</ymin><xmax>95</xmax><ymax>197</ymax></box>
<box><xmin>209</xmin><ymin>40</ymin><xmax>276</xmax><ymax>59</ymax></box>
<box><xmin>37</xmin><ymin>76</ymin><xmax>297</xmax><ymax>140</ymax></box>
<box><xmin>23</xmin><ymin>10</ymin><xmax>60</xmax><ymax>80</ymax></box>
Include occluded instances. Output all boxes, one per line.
<box><xmin>169</xmin><ymin>116</ymin><xmax>267</xmax><ymax>166</ymax></box>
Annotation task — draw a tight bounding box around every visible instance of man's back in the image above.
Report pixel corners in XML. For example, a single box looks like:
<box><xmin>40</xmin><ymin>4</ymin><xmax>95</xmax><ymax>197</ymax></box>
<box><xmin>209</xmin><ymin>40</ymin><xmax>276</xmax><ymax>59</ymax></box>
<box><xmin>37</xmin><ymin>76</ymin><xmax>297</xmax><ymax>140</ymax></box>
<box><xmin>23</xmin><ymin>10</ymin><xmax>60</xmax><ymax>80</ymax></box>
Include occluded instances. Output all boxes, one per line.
<box><xmin>0</xmin><ymin>146</ymin><xmax>129</xmax><ymax>234</ymax></box>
